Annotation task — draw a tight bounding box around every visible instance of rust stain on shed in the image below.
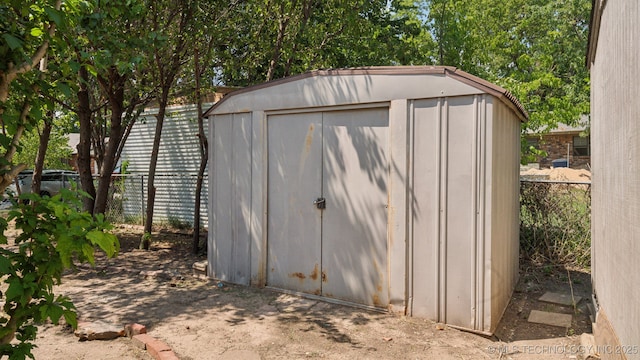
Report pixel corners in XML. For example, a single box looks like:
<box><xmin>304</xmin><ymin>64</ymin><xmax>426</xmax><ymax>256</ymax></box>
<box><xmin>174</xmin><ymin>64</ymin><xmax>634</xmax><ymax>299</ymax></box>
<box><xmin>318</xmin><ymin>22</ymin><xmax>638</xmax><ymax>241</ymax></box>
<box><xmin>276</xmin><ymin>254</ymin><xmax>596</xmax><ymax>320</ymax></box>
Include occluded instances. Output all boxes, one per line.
<box><xmin>298</xmin><ymin>123</ymin><xmax>315</xmax><ymax>174</ymax></box>
<box><xmin>304</xmin><ymin>124</ymin><xmax>315</xmax><ymax>153</ymax></box>
<box><xmin>310</xmin><ymin>264</ymin><xmax>319</xmax><ymax>280</ymax></box>
<box><xmin>289</xmin><ymin>272</ymin><xmax>306</xmax><ymax>280</ymax></box>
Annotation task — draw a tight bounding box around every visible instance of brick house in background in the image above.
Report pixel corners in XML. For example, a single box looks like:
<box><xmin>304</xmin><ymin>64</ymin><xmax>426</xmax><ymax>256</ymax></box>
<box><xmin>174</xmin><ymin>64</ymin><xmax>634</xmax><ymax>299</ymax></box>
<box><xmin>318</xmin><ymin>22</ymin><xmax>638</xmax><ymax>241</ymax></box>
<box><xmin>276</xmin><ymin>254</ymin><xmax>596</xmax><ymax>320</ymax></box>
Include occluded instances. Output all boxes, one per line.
<box><xmin>525</xmin><ymin>117</ymin><xmax>590</xmax><ymax>169</ymax></box>
<box><xmin>66</xmin><ymin>133</ymin><xmax>102</xmax><ymax>175</ymax></box>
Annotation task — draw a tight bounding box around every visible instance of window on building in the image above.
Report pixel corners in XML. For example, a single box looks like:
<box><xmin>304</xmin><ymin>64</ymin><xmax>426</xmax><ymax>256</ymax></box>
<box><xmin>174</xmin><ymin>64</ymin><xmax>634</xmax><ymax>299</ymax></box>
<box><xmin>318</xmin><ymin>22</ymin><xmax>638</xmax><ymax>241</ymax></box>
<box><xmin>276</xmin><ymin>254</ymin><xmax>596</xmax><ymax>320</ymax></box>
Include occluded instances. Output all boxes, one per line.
<box><xmin>573</xmin><ymin>136</ymin><xmax>590</xmax><ymax>156</ymax></box>
<box><xmin>526</xmin><ymin>138</ymin><xmax>539</xmax><ymax>150</ymax></box>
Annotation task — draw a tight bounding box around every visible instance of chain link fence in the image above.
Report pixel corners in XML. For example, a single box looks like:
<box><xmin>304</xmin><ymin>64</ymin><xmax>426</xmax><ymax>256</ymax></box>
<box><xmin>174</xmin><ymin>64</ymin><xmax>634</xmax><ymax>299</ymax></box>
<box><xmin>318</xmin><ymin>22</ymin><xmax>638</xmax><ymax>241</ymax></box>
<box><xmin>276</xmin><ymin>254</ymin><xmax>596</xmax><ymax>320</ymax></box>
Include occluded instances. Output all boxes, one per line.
<box><xmin>520</xmin><ymin>179</ymin><xmax>591</xmax><ymax>269</ymax></box>
<box><xmin>102</xmin><ymin>173</ymin><xmax>208</xmax><ymax>229</ymax></box>
<box><xmin>102</xmin><ymin>174</ymin><xmax>590</xmax><ymax>267</ymax></box>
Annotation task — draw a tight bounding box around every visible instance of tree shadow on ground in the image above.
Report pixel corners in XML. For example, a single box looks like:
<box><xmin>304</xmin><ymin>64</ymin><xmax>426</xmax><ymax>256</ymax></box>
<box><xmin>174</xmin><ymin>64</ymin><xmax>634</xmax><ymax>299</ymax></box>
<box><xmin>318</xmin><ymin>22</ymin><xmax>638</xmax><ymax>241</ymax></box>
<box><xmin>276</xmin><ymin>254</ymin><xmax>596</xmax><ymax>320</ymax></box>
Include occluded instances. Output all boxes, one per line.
<box><xmin>52</xmin><ymin>225</ymin><xmax>593</xmax><ymax>359</ymax></box>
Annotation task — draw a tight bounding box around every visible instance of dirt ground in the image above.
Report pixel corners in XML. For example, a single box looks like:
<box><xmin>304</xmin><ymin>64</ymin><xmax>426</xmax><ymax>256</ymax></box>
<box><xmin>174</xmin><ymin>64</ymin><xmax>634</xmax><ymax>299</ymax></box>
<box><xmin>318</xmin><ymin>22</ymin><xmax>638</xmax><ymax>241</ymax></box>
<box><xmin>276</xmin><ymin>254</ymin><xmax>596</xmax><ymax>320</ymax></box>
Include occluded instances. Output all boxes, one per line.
<box><xmin>16</xmin><ymin>224</ymin><xmax>594</xmax><ymax>360</ymax></box>
<box><xmin>520</xmin><ymin>167</ymin><xmax>591</xmax><ymax>182</ymax></box>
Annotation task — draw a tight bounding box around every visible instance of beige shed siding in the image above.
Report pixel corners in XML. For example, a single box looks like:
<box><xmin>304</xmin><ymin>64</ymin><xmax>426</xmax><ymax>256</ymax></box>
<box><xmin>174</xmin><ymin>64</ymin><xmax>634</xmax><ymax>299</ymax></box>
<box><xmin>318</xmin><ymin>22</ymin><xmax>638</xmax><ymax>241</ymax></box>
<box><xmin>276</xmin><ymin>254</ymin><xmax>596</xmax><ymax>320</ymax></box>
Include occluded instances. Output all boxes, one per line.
<box><xmin>212</xmin><ymin>73</ymin><xmax>483</xmax><ymax>115</ymax></box>
<box><xmin>408</xmin><ymin>94</ymin><xmax>518</xmax><ymax>333</ymax></box>
<box><xmin>207</xmin><ymin>68</ymin><xmax>524</xmax><ymax>334</ymax></box>
<box><xmin>208</xmin><ymin>113</ymin><xmax>253</xmax><ymax>284</ymax></box>
<box><xmin>249</xmin><ymin>111</ymin><xmax>266</xmax><ymax>286</ymax></box>
<box><xmin>410</xmin><ymin>98</ymin><xmax>442</xmax><ymax>321</ymax></box>
<box><xmin>443</xmin><ymin>96</ymin><xmax>478</xmax><ymax>327</ymax></box>
<box><xmin>388</xmin><ymin>99</ymin><xmax>409</xmax><ymax>314</ymax></box>
<box><xmin>590</xmin><ymin>0</ymin><xmax>640</xmax><ymax>356</ymax></box>
<box><xmin>206</xmin><ymin>67</ymin><xmax>527</xmax><ymax>121</ymax></box>
<box><xmin>488</xmin><ymin>99</ymin><xmax>521</xmax><ymax>332</ymax></box>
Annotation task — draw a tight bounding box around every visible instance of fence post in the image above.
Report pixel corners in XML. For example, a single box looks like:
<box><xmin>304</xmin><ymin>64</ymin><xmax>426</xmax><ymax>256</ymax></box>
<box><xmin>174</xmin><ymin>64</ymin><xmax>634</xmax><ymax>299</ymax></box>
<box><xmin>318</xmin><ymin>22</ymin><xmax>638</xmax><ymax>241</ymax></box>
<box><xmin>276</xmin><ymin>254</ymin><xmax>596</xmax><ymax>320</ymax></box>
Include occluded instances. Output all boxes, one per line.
<box><xmin>141</xmin><ymin>174</ymin><xmax>145</xmax><ymax>226</ymax></box>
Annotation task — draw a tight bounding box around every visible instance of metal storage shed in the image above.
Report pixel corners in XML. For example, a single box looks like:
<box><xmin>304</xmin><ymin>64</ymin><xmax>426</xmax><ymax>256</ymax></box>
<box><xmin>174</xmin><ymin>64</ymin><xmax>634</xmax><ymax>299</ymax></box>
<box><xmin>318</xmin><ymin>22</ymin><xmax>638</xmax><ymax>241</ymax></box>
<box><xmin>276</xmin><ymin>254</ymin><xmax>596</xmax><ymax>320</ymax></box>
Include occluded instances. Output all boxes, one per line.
<box><xmin>205</xmin><ymin>66</ymin><xmax>526</xmax><ymax>334</ymax></box>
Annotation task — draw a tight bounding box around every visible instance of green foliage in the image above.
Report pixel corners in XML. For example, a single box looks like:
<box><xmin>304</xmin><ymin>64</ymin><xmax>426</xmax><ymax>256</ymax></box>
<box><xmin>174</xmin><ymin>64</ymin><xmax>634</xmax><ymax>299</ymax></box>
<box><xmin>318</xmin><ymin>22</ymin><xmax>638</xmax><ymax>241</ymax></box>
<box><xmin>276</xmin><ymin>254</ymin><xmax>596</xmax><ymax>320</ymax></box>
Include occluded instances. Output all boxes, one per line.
<box><xmin>0</xmin><ymin>0</ymin><xmax>60</xmax><ymax>72</ymax></box>
<box><xmin>520</xmin><ymin>181</ymin><xmax>591</xmax><ymax>269</ymax></box>
<box><xmin>412</xmin><ymin>0</ymin><xmax>591</xmax><ymax>161</ymax></box>
<box><xmin>73</xmin><ymin>0</ymin><xmax>150</xmax><ymax>74</ymax></box>
<box><xmin>0</xmin><ymin>189</ymin><xmax>119</xmax><ymax>359</ymax></box>
<box><xmin>167</xmin><ymin>216</ymin><xmax>191</xmax><ymax>230</ymax></box>
<box><xmin>12</xmin><ymin>125</ymin><xmax>73</xmax><ymax>170</ymax></box>
<box><xmin>521</xmin><ymin>135</ymin><xmax>548</xmax><ymax>165</ymax></box>
<box><xmin>395</xmin><ymin>0</ymin><xmax>437</xmax><ymax>64</ymax></box>
<box><xmin>0</xmin><ymin>0</ymin><xmax>83</xmax><ymax>193</ymax></box>
<box><xmin>139</xmin><ymin>231</ymin><xmax>151</xmax><ymax>250</ymax></box>
<box><xmin>215</xmin><ymin>1</ymin><xmax>423</xmax><ymax>86</ymax></box>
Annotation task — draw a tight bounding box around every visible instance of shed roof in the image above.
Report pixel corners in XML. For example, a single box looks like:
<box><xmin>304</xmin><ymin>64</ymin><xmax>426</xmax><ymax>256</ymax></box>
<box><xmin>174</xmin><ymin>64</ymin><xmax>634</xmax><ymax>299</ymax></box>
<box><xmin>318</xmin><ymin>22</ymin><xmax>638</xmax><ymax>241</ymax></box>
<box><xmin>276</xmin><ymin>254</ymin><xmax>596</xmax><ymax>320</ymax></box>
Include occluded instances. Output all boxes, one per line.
<box><xmin>204</xmin><ymin>66</ymin><xmax>528</xmax><ymax>121</ymax></box>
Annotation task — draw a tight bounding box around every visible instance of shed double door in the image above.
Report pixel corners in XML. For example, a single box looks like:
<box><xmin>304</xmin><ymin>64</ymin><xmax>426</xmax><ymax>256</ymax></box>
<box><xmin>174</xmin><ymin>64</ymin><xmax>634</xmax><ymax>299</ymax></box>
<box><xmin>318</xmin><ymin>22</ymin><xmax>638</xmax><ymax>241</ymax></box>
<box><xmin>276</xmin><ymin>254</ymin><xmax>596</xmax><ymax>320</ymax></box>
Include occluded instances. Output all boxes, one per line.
<box><xmin>267</xmin><ymin>108</ymin><xmax>389</xmax><ymax>308</ymax></box>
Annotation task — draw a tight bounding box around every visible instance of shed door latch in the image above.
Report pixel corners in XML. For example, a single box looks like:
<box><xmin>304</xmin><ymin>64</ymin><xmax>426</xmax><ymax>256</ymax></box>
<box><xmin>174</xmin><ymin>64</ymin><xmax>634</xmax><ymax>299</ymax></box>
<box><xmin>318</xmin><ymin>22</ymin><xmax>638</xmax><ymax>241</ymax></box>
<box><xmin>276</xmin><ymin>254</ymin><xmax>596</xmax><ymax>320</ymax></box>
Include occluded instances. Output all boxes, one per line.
<box><xmin>313</xmin><ymin>197</ymin><xmax>326</xmax><ymax>209</ymax></box>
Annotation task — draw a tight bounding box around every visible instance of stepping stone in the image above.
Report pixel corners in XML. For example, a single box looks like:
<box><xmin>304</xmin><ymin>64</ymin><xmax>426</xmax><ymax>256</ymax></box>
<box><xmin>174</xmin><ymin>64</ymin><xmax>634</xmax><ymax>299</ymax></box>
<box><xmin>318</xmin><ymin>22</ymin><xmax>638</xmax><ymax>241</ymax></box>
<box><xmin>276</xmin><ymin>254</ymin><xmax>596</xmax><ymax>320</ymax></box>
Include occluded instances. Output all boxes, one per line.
<box><xmin>539</xmin><ymin>291</ymin><xmax>582</xmax><ymax>306</ymax></box>
<box><xmin>528</xmin><ymin>310</ymin><xmax>572</xmax><ymax>328</ymax></box>
<box><xmin>192</xmin><ymin>261</ymin><xmax>208</xmax><ymax>279</ymax></box>
<box><xmin>219</xmin><ymin>350</ymin><xmax>261</xmax><ymax>360</ymax></box>
<box><xmin>74</xmin><ymin>320</ymin><xmax>125</xmax><ymax>341</ymax></box>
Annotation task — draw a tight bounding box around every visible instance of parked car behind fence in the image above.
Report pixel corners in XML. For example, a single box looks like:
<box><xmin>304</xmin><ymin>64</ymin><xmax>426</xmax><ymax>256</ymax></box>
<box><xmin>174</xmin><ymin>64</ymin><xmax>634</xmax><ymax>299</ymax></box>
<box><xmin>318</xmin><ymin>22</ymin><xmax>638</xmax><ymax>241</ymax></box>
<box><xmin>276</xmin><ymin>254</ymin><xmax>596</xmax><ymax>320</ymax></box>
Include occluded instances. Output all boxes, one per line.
<box><xmin>9</xmin><ymin>170</ymin><xmax>80</xmax><ymax>198</ymax></box>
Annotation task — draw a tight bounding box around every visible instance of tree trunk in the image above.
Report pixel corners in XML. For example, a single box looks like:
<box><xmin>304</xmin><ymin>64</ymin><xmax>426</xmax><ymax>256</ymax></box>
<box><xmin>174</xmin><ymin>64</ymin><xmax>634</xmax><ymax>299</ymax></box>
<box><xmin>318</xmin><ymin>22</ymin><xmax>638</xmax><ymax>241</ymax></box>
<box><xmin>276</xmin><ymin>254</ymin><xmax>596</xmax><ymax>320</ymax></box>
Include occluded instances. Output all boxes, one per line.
<box><xmin>140</xmin><ymin>3</ymin><xmax>192</xmax><ymax>249</ymax></box>
<box><xmin>93</xmin><ymin>69</ymin><xmax>125</xmax><ymax>215</ymax></box>
<box><xmin>438</xmin><ymin>0</ymin><xmax>447</xmax><ymax>66</ymax></box>
<box><xmin>193</xmin><ymin>143</ymin><xmax>207</xmax><ymax>254</ymax></box>
<box><xmin>192</xmin><ymin>47</ymin><xmax>207</xmax><ymax>254</ymax></box>
<box><xmin>32</xmin><ymin>57</ymin><xmax>53</xmax><ymax>196</ymax></box>
<box><xmin>141</xmin><ymin>94</ymin><xmax>168</xmax><ymax>250</ymax></box>
<box><xmin>76</xmin><ymin>65</ymin><xmax>97</xmax><ymax>213</ymax></box>
<box><xmin>31</xmin><ymin>117</ymin><xmax>52</xmax><ymax>195</ymax></box>
<box><xmin>0</xmin><ymin>110</ymin><xmax>27</xmax><ymax>194</ymax></box>
<box><xmin>266</xmin><ymin>5</ymin><xmax>290</xmax><ymax>81</ymax></box>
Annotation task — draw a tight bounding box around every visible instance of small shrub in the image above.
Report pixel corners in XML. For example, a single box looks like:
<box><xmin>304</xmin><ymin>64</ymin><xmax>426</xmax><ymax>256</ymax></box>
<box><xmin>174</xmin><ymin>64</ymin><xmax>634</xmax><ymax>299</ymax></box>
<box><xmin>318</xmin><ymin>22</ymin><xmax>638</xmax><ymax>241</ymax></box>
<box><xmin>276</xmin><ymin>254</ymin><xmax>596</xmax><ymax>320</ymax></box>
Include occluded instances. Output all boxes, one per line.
<box><xmin>0</xmin><ymin>189</ymin><xmax>119</xmax><ymax>359</ymax></box>
<box><xmin>520</xmin><ymin>181</ymin><xmax>591</xmax><ymax>270</ymax></box>
<box><xmin>140</xmin><ymin>231</ymin><xmax>152</xmax><ymax>250</ymax></box>
<box><xmin>167</xmin><ymin>216</ymin><xmax>192</xmax><ymax>230</ymax></box>
<box><xmin>123</xmin><ymin>214</ymin><xmax>143</xmax><ymax>225</ymax></box>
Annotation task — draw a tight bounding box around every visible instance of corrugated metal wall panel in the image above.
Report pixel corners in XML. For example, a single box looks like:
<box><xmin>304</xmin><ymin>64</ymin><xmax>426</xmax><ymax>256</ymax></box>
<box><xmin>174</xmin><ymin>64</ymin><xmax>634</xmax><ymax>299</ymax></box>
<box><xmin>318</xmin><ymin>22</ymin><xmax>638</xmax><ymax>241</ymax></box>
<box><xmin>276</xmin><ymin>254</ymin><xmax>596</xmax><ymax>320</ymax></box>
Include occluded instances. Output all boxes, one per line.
<box><xmin>411</xmin><ymin>98</ymin><xmax>443</xmax><ymax>321</ymax></box>
<box><xmin>388</xmin><ymin>99</ymin><xmax>409</xmax><ymax>314</ymax></box>
<box><xmin>120</xmin><ymin>175</ymin><xmax>209</xmax><ymax>228</ymax></box>
<box><xmin>410</xmin><ymin>94</ymin><xmax>518</xmax><ymax>333</ymax></box>
<box><xmin>210</xmin><ymin>113</ymin><xmax>252</xmax><ymax>285</ymax></box>
<box><xmin>487</xmin><ymin>98</ymin><xmax>520</xmax><ymax>333</ymax></box>
<box><xmin>591</xmin><ymin>0</ymin><xmax>640</xmax><ymax>355</ymax></box>
<box><xmin>120</xmin><ymin>104</ymin><xmax>210</xmax><ymax>227</ymax></box>
<box><xmin>123</xmin><ymin>104</ymin><xmax>210</xmax><ymax>173</ymax></box>
<box><xmin>444</xmin><ymin>96</ymin><xmax>481</xmax><ymax>328</ymax></box>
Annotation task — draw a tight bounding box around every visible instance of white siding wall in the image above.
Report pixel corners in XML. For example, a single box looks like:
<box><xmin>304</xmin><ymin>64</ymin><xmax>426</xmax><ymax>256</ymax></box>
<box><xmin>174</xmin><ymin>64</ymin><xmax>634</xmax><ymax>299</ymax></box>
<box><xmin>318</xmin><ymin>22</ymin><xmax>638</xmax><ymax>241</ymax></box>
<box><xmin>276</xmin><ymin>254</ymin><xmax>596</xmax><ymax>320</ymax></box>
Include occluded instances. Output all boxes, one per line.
<box><xmin>121</xmin><ymin>104</ymin><xmax>210</xmax><ymax>227</ymax></box>
<box><xmin>591</xmin><ymin>0</ymin><xmax>640</xmax><ymax>357</ymax></box>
